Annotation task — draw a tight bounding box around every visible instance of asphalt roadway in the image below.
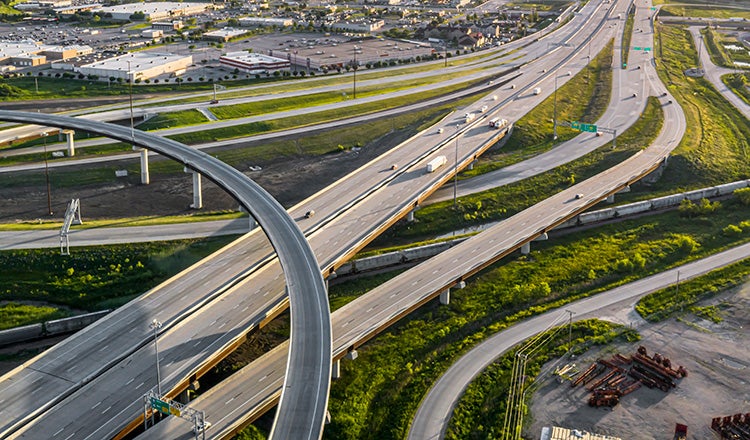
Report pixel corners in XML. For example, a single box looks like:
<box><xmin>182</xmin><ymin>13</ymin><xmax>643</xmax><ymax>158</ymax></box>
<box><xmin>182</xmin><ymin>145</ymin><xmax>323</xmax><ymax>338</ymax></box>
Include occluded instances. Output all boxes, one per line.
<box><xmin>0</xmin><ymin>0</ymin><xmax>668</xmax><ymax>436</ymax></box>
<box><xmin>134</xmin><ymin>0</ymin><xmax>692</xmax><ymax>437</ymax></box>
<box><xmin>0</xmin><ymin>112</ymin><xmax>332</xmax><ymax>440</ymax></box>
<box><xmin>408</xmin><ymin>241</ymin><xmax>750</xmax><ymax>440</ymax></box>
<box><xmin>688</xmin><ymin>26</ymin><xmax>750</xmax><ymax>121</ymax></box>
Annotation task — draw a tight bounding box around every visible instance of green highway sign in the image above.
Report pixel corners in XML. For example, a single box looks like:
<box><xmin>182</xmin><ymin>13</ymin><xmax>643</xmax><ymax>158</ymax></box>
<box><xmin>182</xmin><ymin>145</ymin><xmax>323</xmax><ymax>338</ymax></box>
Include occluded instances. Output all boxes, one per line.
<box><xmin>150</xmin><ymin>397</ymin><xmax>180</xmax><ymax>417</ymax></box>
<box><xmin>650</xmin><ymin>6</ymin><xmax>656</xmax><ymax>10</ymax></box>
<box><xmin>571</xmin><ymin>121</ymin><xmax>598</xmax><ymax>133</ymax></box>
<box><xmin>644</xmin><ymin>47</ymin><xmax>652</xmax><ymax>51</ymax></box>
<box><xmin>633</xmin><ymin>46</ymin><xmax>642</xmax><ymax>51</ymax></box>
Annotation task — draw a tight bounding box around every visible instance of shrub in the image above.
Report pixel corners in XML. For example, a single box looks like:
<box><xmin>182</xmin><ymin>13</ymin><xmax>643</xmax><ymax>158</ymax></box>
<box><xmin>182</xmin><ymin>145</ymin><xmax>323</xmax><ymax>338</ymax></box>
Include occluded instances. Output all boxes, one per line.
<box><xmin>735</xmin><ymin>187</ymin><xmax>750</xmax><ymax>205</ymax></box>
<box><xmin>678</xmin><ymin>198</ymin><xmax>721</xmax><ymax>217</ymax></box>
<box><xmin>722</xmin><ymin>224</ymin><xmax>743</xmax><ymax>236</ymax></box>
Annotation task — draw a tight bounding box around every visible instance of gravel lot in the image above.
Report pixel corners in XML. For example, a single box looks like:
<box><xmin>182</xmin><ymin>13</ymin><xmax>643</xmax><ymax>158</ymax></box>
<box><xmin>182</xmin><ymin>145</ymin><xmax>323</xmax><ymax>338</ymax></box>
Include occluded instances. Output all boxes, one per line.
<box><xmin>528</xmin><ymin>281</ymin><xmax>750</xmax><ymax>439</ymax></box>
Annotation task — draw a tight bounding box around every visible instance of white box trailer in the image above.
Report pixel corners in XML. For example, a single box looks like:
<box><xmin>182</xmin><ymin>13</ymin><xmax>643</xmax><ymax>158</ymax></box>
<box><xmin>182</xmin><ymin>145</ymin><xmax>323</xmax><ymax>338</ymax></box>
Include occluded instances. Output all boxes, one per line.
<box><xmin>489</xmin><ymin>117</ymin><xmax>508</xmax><ymax>129</ymax></box>
<box><xmin>426</xmin><ymin>155</ymin><xmax>447</xmax><ymax>173</ymax></box>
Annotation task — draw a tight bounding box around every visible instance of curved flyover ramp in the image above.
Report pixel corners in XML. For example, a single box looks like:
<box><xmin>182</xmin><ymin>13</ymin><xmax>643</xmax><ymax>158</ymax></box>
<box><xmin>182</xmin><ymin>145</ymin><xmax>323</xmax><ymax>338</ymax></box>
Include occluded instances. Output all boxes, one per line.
<box><xmin>0</xmin><ymin>111</ymin><xmax>331</xmax><ymax>440</ymax></box>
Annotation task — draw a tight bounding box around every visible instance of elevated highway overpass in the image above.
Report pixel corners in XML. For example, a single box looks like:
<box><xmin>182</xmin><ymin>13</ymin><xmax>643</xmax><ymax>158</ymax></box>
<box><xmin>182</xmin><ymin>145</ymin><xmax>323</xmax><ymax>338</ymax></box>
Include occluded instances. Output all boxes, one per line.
<box><xmin>1</xmin><ymin>0</ymin><xmax>635</xmax><ymax>437</ymax></box>
<box><xmin>0</xmin><ymin>111</ymin><xmax>332</xmax><ymax>440</ymax></box>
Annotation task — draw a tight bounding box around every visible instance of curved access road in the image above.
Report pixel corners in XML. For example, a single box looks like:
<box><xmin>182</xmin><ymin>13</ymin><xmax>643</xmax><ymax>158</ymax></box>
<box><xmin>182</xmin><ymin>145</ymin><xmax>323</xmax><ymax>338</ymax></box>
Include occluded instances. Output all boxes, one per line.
<box><xmin>0</xmin><ymin>111</ymin><xmax>331</xmax><ymax>440</ymax></box>
<box><xmin>408</xmin><ymin>242</ymin><xmax>750</xmax><ymax>440</ymax></box>
<box><xmin>687</xmin><ymin>26</ymin><xmax>750</xmax><ymax>121</ymax></box>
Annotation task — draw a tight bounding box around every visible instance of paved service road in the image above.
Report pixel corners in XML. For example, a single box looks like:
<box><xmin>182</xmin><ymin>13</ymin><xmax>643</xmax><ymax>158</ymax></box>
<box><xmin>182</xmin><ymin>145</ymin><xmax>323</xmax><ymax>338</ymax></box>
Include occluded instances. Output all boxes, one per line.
<box><xmin>408</xmin><ymin>242</ymin><xmax>750</xmax><ymax>440</ymax></box>
<box><xmin>0</xmin><ymin>112</ymin><xmax>331</xmax><ymax>440</ymax></box>
<box><xmin>687</xmin><ymin>26</ymin><xmax>750</xmax><ymax>121</ymax></box>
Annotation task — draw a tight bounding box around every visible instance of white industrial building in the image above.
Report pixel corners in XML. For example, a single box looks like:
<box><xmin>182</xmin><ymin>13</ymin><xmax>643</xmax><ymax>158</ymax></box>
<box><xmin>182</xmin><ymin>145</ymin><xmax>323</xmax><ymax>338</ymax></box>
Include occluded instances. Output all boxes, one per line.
<box><xmin>77</xmin><ymin>52</ymin><xmax>193</xmax><ymax>81</ymax></box>
<box><xmin>219</xmin><ymin>52</ymin><xmax>290</xmax><ymax>74</ymax></box>
<box><xmin>202</xmin><ymin>28</ymin><xmax>249</xmax><ymax>42</ymax></box>
<box><xmin>0</xmin><ymin>40</ymin><xmax>92</xmax><ymax>68</ymax></box>
<box><xmin>97</xmin><ymin>2</ymin><xmax>212</xmax><ymax>21</ymax></box>
<box><xmin>239</xmin><ymin>17</ymin><xmax>295</xmax><ymax>27</ymax></box>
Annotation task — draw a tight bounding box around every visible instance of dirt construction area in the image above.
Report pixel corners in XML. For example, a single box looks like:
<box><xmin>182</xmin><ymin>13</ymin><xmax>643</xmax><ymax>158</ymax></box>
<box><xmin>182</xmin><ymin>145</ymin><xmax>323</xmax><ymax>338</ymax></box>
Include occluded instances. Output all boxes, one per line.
<box><xmin>529</xmin><ymin>281</ymin><xmax>750</xmax><ymax>439</ymax></box>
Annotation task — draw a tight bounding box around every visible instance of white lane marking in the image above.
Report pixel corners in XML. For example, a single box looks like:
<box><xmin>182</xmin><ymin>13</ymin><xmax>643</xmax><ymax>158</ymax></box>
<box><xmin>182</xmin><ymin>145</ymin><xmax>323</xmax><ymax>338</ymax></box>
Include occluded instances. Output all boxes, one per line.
<box><xmin>54</xmin><ymin>428</ymin><xmax>64</xmax><ymax>437</ymax></box>
<box><xmin>136</xmin><ymin>382</ymin><xmax>144</xmax><ymax>389</ymax></box>
<box><xmin>126</xmin><ymin>378</ymin><xmax>134</xmax><ymax>385</ymax></box>
<box><xmin>92</xmin><ymin>401</ymin><xmax>102</xmax><ymax>409</ymax></box>
<box><xmin>101</xmin><ymin>405</ymin><xmax>111</xmax><ymax>414</ymax></box>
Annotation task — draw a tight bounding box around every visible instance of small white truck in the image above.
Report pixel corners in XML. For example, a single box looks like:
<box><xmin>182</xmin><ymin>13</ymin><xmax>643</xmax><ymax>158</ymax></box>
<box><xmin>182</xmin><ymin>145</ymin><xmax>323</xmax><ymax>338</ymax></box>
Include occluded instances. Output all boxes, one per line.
<box><xmin>426</xmin><ymin>155</ymin><xmax>447</xmax><ymax>173</ymax></box>
<box><xmin>488</xmin><ymin>117</ymin><xmax>508</xmax><ymax>129</ymax></box>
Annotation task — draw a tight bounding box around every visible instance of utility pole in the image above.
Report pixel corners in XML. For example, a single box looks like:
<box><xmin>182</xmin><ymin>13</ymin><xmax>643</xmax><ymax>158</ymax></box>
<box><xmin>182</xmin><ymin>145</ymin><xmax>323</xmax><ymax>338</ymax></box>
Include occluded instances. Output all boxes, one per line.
<box><xmin>566</xmin><ymin>309</ymin><xmax>575</xmax><ymax>352</ymax></box>
<box><xmin>127</xmin><ymin>60</ymin><xmax>134</xmax><ymax>143</ymax></box>
<box><xmin>453</xmin><ymin>124</ymin><xmax>459</xmax><ymax>207</ymax></box>
<box><xmin>352</xmin><ymin>46</ymin><xmax>357</xmax><ymax>99</ymax></box>
<box><xmin>42</xmin><ymin>132</ymin><xmax>52</xmax><ymax>216</ymax></box>
<box><xmin>553</xmin><ymin>74</ymin><xmax>559</xmax><ymax>140</ymax></box>
<box><xmin>150</xmin><ymin>319</ymin><xmax>163</xmax><ymax>396</ymax></box>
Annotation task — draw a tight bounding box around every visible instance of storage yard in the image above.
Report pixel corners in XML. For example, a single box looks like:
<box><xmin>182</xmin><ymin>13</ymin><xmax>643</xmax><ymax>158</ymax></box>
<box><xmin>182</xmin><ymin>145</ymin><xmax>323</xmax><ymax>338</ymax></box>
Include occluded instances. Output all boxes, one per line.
<box><xmin>529</xmin><ymin>281</ymin><xmax>750</xmax><ymax>439</ymax></box>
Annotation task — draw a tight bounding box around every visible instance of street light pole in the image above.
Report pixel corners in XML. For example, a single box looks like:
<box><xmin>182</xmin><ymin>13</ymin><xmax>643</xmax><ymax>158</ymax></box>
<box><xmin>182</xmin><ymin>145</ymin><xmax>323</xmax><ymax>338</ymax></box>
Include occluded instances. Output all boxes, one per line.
<box><xmin>150</xmin><ymin>319</ymin><xmax>163</xmax><ymax>396</ymax></box>
<box><xmin>453</xmin><ymin>124</ymin><xmax>459</xmax><ymax>207</ymax></box>
<box><xmin>553</xmin><ymin>74</ymin><xmax>558</xmax><ymax>140</ymax></box>
<box><xmin>127</xmin><ymin>60</ymin><xmax>134</xmax><ymax>143</ymax></box>
<box><xmin>352</xmin><ymin>46</ymin><xmax>357</xmax><ymax>100</ymax></box>
<box><xmin>42</xmin><ymin>132</ymin><xmax>52</xmax><ymax>216</ymax></box>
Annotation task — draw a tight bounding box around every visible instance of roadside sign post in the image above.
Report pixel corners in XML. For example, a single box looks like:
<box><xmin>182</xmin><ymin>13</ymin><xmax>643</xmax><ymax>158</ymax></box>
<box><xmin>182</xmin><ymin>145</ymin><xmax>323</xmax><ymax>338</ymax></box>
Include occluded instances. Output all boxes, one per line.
<box><xmin>143</xmin><ymin>391</ymin><xmax>208</xmax><ymax>440</ymax></box>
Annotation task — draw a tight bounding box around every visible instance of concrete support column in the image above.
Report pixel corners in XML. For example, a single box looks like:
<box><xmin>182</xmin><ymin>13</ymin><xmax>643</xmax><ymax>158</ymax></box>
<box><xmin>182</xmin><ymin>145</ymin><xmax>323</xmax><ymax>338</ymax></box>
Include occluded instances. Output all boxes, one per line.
<box><xmin>135</xmin><ymin>147</ymin><xmax>150</xmax><ymax>185</ymax></box>
<box><xmin>177</xmin><ymin>389</ymin><xmax>189</xmax><ymax>404</ymax></box>
<box><xmin>617</xmin><ymin>185</ymin><xmax>631</xmax><ymax>194</ymax></box>
<box><xmin>184</xmin><ymin>167</ymin><xmax>202</xmax><ymax>209</ymax></box>
<box><xmin>440</xmin><ymin>288</ymin><xmax>450</xmax><ymax>305</ymax></box>
<box><xmin>467</xmin><ymin>160</ymin><xmax>475</xmax><ymax>171</ymax></box>
<box><xmin>521</xmin><ymin>242</ymin><xmax>531</xmax><ymax>255</ymax></box>
<box><xmin>407</xmin><ymin>209</ymin><xmax>415</xmax><ymax>222</ymax></box>
<box><xmin>332</xmin><ymin>359</ymin><xmax>341</xmax><ymax>379</ymax></box>
<box><xmin>606</xmin><ymin>194</ymin><xmax>615</xmax><ymax>204</ymax></box>
<box><xmin>63</xmin><ymin>130</ymin><xmax>75</xmax><ymax>156</ymax></box>
<box><xmin>534</xmin><ymin>232</ymin><xmax>548</xmax><ymax>242</ymax></box>
<box><xmin>345</xmin><ymin>350</ymin><xmax>358</xmax><ymax>361</ymax></box>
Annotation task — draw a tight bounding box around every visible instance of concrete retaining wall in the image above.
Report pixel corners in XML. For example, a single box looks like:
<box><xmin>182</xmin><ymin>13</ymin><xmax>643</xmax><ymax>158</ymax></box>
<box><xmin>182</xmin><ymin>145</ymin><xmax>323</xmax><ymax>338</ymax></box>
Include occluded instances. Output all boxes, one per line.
<box><xmin>0</xmin><ymin>310</ymin><xmax>110</xmax><ymax>347</ymax></box>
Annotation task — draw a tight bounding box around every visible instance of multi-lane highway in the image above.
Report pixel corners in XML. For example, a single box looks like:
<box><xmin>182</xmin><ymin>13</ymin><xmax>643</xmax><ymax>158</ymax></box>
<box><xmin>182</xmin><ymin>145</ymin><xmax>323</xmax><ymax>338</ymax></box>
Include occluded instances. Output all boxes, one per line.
<box><xmin>131</xmin><ymin>0</ymin><xmax>690</xmax><ymax>437</ymax></box>
<box><xmin>0</xmin><ymin>112</ymin><xmax>332</xmax><ymax>440</ymax></box>
<box><xmin>0</xmin><ymin>0</ymin><xmax>679</xmax><ymax>438</ymax></box>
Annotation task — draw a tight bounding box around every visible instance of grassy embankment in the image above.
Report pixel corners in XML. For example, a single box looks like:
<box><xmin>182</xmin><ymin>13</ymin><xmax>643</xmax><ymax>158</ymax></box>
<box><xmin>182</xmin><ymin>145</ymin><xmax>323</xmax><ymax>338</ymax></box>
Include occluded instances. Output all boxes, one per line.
<box><xmin>700</xmin><ymin>26</ymin><xmax>733</xmax><ymax>68</ymax></box>
<box><xmin>462</xmin><ymin>39</ymin><xmax>614</xmax><ymax>178</ymax></box>
<box><xmin>660</xmin><ymin>5</ymin><xmax>750</xmax><ymax>20</ymax></box>
<box><xmin>722</xmin><ymin>72</ymin><xmax>750</xmax><ymax>105</ymax></box>
<box><xmin>622</xmin><ymin>4</ymin><xmax>636</xmax><ymax>68</ymax></box>
<box><xmin>0</xmin><ymin>236</ymin><xmax>237</xmax><ymax>317</ymax></box>
<box><xmin>444</xmin><ymin>320</ymin><xmax>639</xmax><ymax>439</ymax></box>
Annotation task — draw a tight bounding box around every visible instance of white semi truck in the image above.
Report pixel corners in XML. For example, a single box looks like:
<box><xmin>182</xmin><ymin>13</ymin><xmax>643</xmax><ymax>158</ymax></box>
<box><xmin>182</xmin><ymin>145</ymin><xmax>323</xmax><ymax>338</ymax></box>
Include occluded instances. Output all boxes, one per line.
<box><xmin>488</xmin><ymin>117</ymin><xmax>508</xmax><ymax>129</ymax></box>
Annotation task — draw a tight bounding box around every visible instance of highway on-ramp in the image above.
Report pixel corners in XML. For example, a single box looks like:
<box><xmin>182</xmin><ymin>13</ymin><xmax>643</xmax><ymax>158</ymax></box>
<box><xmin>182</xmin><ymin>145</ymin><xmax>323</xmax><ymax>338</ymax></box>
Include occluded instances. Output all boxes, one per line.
<box><xmin>0</xmin><ymin>111</ymin><xmax>332</xmax><ymax>440</ymax></box>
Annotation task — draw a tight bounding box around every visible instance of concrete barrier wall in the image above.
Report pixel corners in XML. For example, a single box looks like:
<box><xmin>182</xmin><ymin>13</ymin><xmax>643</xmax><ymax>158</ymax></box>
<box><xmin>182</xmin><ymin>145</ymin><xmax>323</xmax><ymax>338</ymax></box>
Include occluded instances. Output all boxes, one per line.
<box><xmin>579</xmin><ymin>208</ymin><xmax>616</xmax><ymax>225</ymax></box>
<box><xmin>650</xmin><ymin>193</ymin><xmax>686</xmax><ymax>210</ymax></box>
<box><xmin>0</xmin><ymin>310</ymin><xmax>110</xmax><ymax>347</ymax></box>
<box><xmin>614</xmin><ymin>200</ymin><xmax>652</xmax><ymax>217</ymax></box>
<box><xmin>45</xmin><ymin>310</ymin><xmax>110</xmax><ymax>335</ymax></box>
<box><xmin>0</xmin><ymin>324</ymin><xmax>44</xmax><ymax>347</ymax></box>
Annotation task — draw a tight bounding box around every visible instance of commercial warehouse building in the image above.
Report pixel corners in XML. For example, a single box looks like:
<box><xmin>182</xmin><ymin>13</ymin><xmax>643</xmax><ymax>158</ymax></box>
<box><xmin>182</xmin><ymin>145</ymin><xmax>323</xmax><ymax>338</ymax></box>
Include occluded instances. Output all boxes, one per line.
<box><xmin>219</xmin><ymin>52</ymin><xmax>290</xmax><ymax>74</ymax></box>
<box><xmin>76</xmin><ymin>52</ymin><xmax>193</xmax><ymax>81</ymax></box>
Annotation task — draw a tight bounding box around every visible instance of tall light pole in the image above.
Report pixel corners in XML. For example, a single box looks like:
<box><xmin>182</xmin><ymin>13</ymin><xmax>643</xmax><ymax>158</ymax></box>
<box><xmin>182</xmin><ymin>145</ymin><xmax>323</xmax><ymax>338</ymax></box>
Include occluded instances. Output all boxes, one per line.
<box><xmin>352</xmin><ymin>45</ymin><xmax>357</xmax><ymax>100</ymax></box>
<box><xmin>150</xmin><ymin>319</ymin><xmax>162</xmax><ymax>396</ymax></box>
<box><xmin>127</xmin><ymin>60</ymin><xmax>134</xmax><ymax>142</ymax></box>
<box><xmin>553</xmin><ymin>74</ymin><xmax>559</xmax><ymax>140</ymax></box>
<box><xmin>453</xmin><ymin>124</ymin><xmax>459</xmax><ymax>208</ymax></box>
<box><xmin>42</xmin><ymin>131</ymin><xmax>52</xmax><ymax>216</ymax></box>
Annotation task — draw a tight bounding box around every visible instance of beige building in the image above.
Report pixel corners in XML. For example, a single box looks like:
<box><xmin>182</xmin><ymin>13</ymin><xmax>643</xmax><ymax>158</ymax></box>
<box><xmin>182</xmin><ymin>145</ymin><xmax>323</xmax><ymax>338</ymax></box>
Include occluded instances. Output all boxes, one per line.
<box><xmin>77</xmin><ymin>52</ymin><xmax>193</xmax><ymax>81</ymax></box>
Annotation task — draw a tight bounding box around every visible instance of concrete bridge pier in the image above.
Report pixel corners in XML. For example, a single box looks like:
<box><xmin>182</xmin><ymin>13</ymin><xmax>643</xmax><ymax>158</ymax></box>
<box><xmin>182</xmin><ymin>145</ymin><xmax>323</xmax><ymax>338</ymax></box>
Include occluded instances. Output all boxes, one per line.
<box><xmin>407</xmin><ymin>206</ymin><xmax>419</xmax><ymax>222</ymax></box>
<box><xmin>440</xmin><ymin>288</ymin><xmax>450</xmax><ymax>305</ymax></box>
<box><xmin>332</xmin><ymin>360</ymin><xmax>341</xmax><ymax>379</ymax></box>
<box><xmin>176</xmin><ymin>381</ymin><xmax>199</xmax><ymax>404</ymax></box>
<box><xmin>467</xmin><ymin>160</ymin><xmax>476</xmax><ymax>171</ymax></box>
<box><xmin>521</xmin><ymin>242</ymin><xmax>531</xmax><ymax>255</ymax></box>
<box><xmin>134</xmin><ymin>146</ymin><xmax>150</xmax><ymax>184</ymax></box>
<box><xmin>184</xmin><ymin>167</ymin><xmax>203</xmax><ymax>209</ymax></box>
<box><xmin>62</xmin><ymin>130</ymin><xmax>75</xmax><ymax>156</ymax></box>
<box><xmin>606</xmin><ymin>194</ymin><xmax>615</xmax><ymax>204</ymax></box>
